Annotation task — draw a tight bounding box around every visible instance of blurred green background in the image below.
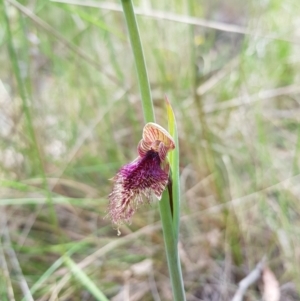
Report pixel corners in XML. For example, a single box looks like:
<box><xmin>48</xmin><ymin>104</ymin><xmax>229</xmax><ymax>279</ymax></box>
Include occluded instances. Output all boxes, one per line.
<box><xmin>1</xmin><ymin>0</ymin><xmax>300</xmax><ymax>300</ymax></box>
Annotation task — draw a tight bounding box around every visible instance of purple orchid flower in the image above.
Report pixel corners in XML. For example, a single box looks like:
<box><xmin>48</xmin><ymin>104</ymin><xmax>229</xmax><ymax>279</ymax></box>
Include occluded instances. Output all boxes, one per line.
<box><xmin>108</xmin><ymin>123</ymin><xmax>175</xmax><ymax>228</ymax></box>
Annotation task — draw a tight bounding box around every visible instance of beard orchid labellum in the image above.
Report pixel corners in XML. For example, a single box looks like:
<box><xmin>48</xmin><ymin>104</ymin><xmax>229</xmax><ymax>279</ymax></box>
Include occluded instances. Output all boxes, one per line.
<box><xmin>108</xmin><ymin>122</ymin><xmax>175</xmax><ymax>230</ymax></box>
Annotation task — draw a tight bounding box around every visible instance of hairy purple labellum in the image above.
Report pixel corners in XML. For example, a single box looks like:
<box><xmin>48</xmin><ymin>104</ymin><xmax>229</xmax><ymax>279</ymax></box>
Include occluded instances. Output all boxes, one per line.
<box><xmin>107</xmin><ymin>123</ymin><xmax>175</xmax><ymax>227</ymax></box>
<box><xmin>108</xmin><ymin>150</ymin><xmax>168</xmax><ymax>225</ymax></box>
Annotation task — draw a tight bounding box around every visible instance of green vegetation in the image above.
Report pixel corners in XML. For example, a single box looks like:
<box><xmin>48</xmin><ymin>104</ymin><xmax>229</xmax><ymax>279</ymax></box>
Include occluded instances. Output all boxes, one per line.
<box><xmin>1</xmin><ymin>0</ymin><xmax>300</xmax><ymax>299</ymax></box>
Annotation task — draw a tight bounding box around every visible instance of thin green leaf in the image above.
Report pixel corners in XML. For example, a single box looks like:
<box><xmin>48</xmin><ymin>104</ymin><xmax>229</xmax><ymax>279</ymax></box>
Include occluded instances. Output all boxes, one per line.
<box><xmin>21</xmin><ymin>258</ymin><xmax>64</xmax><ymax>301</ymax></box>
<box><xmin>21</xmin><ymin>244</ymin><xmax>85</xmax><ymax>301</ymax></box>
<box><xmin>64</xmin><ymin>256</ymin><xmax>109</xmax><ymax>301</ymax></box>
<box><xmin>2</xmin><ymin>0</ymin><xmax>59</xmax><ymax>233</ymax></box>
<box><xmin>166</xmin><ymin>96</ymin><xmax>181</xmax><ymax>243</ymax></box>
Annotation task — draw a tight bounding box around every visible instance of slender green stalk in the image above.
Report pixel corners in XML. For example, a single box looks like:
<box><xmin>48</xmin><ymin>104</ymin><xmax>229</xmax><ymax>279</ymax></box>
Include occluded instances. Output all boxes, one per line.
<box><xmin>120</xmin><ymin>1</ymin><xmax>185</xmax><ymax>300</ymax></box>
<box><xmin>159</xmin><ymin>191</ymin><xmax>185</xmax><ymax>300</ymax></box>
<box><xmin>120</xmin><ymin>0</ymin><xmax>154</xmax><ymax>123</ymax></box>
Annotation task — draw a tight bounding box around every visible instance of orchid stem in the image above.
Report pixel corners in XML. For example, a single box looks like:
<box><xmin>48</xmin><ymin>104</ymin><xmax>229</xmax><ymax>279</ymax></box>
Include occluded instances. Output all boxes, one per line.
<box><xmin>160</xmin><ymin>191</ymin><xmax>186</xmax><ymax>301</ymax></box>
<box><xmin>120</xmin><ymin>1</ymin><xmax>186</xmax><ymax>300</ymax></box>
<box><xmin>120</xmin><ymin>0</ymin><xmax>154</xmax><ymax>123</ymax></box>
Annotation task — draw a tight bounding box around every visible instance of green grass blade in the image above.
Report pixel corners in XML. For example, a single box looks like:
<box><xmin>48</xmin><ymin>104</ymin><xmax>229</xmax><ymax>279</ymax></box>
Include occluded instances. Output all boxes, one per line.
<box><xmin>64</xmin><ymin>256</ymin><xmax>109</xmax><ymax>301</ymax></box>
<box><xmin>21</xmin><ymin>258</ymin><xmax>64</xmax><ymax>301</ymax></box>
<box><xmin>2</xmin><ymin>0</ymin><xmax>59</xmax><ymax>233</ymax></box>
<box><xmin>20</xmin><ymin>243</ymin><xmax>86</xmax><ymax>301</ymax></box>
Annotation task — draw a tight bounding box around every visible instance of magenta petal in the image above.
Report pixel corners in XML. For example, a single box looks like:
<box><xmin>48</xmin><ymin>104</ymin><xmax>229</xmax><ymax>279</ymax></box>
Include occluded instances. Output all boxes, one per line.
<box><xmin>108</xmin><ymin>150</ymin><xmax>169</xmax><ymax>225</ymax></box>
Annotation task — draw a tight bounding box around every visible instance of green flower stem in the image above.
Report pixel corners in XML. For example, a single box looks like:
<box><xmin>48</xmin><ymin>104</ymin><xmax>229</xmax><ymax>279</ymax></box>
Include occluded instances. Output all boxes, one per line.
<box><xmin>120</xmin><ymin>0</ymin><xmax>154</xmax><ymax>123</ymax></box>
<box><xmin>160</xmin><ymin>191</ymin><xmax>186</xmax><ymax>301</ymax></box>
<box><xmin>120</xmin><ymin>1</ymin><xmax>186</xmax><ymax>300</ymax></box>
